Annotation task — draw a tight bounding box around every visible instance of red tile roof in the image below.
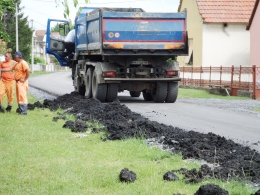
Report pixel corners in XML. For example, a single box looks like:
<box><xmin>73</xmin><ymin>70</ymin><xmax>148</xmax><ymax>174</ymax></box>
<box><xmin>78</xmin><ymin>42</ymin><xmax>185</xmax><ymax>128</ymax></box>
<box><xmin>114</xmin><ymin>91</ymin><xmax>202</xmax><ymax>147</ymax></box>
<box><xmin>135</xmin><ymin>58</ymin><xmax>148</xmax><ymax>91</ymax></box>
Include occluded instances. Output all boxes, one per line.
<box><xmin>179</xmin><ymin>0</ymin><xmax>256</xmax><ymax>23</ymax></box>
<box><xmin>35</xmin><ymin>30</ymin><xmax>46</xmax><ymax>42</ymax></box>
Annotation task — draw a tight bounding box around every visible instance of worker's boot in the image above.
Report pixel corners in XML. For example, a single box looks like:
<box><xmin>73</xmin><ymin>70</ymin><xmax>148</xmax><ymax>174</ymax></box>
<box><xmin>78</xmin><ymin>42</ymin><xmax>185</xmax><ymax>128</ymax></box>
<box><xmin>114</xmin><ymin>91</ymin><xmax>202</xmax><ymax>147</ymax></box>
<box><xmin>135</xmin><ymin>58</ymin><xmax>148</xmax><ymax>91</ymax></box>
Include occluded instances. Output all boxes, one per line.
<box><xmin>6</xmin><ymin>105</ymin><xmax>12</xmax><ymax>112</ymax></box>
<box><xmin>0</xmin><ymin>105</ymin><xmax>5</xmax><ymax>113</ymax></box>
<box><xmin>16</xmin><ymin>104</ymin><xmax>22</xmax><ymax>113</ymax></box>
<box><xmin>19</xmin><ymin>104</ymin><xmax>28</xmax><ymax>115</ymax></box>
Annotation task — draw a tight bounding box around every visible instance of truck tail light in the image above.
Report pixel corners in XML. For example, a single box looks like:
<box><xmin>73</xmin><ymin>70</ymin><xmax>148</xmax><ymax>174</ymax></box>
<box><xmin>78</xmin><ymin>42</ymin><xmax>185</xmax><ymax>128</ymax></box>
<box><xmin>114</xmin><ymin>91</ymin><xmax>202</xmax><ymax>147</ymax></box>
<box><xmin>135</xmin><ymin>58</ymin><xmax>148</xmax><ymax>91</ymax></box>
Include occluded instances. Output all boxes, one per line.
<box><xmin>166</xmin><ymin>70</ymin><xmax>178</xmax><ymax>76</ymax></box>
<box><xmin>102</xmin><ymin>71</ymin><xmax>115</xmax><ymax>77</ymax></box>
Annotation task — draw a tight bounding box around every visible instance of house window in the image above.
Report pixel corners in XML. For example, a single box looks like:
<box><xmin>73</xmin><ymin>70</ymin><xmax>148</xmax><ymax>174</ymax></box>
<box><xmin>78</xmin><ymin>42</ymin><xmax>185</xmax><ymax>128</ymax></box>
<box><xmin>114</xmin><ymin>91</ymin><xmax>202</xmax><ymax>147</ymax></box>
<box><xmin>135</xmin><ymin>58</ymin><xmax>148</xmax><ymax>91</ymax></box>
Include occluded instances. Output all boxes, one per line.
<box><xmin>184</xmin><ymin>39</ymin><xmax>193</xmax><ymax>65</ymax></box>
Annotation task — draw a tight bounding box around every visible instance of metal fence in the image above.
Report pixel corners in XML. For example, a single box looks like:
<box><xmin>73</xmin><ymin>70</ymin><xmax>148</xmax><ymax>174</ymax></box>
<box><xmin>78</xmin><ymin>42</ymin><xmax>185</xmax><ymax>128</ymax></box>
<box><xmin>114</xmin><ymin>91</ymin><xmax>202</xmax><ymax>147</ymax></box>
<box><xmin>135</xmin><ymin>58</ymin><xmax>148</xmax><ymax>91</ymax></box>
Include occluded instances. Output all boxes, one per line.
<box><xmin>180</xmin><ymin>65</ymin><xmax>260</xmax><ymax>99</ymax></box>
<box><xmin>29</xmin><ymin>64</ymin><xmax>69</xmax><ymax>72</ymax></box>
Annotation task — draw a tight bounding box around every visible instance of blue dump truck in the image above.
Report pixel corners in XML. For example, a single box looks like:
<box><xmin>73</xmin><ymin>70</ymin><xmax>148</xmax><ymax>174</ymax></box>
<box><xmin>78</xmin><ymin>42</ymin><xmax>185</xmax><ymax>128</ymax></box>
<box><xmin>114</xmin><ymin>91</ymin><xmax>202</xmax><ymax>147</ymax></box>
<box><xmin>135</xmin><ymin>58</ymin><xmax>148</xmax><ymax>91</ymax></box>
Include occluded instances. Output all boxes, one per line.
<box><xmin>46</xmin><ymin>7</ymin><xmax>188</xmax><ymax>103</ymax></box>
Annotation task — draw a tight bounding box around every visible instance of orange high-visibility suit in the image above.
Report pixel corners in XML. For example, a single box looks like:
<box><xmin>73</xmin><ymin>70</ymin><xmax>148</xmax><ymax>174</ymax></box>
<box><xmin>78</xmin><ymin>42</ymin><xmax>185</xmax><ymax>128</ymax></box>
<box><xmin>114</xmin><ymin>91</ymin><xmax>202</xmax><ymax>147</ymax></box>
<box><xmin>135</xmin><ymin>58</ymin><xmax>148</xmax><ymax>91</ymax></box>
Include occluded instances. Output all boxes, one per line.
<box><xmin>0</xmin><ymin>60</ymin><xmax>16</xmax><ymax>106</ymax></box>
<box><xmin>12</xmin><ymin>60</ymin><xmax>30</xmax><ymax>105</ymax></box>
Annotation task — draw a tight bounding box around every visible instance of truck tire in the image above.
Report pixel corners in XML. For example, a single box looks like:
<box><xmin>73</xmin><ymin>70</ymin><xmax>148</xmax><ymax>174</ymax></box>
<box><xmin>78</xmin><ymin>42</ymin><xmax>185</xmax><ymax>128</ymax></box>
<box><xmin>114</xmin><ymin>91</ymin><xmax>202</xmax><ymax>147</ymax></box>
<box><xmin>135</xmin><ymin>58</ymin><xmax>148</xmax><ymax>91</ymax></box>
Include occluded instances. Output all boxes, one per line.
<box><xmin>106</xmin><ymin>84</ymin><xmax>118</xmax><ymax>102</ymax></box>
<box><xmin>85</xmin><ymin>67</ymin><xmax>94</xmax><ymax>98</ymax></box>
<box><xmin>130</xmin><ymin>91</ymin><xmax>141</xmax><ymax>97</ymax></box>
<box><xmin>165</xmin><ymin>82</ymin><xmax>178</xmax><ymax>103</ymax></box>
<box><xmin>73</xmin><ymin>67</ymin><xmax>85</xmax><ymax>96</ymax></box>
<box><xmin>92</xmin><ymin>71</ymin><xmax>107</xmax><ymax>102</ymax></box>
<box><xmin>142</xmin><ymin>90</ymin><xmax>153</xmax><ymax>101</ymax></box>
<box><xmin>78</xmin><ymin>85</ymin><xmax>86</xmax><ymax>95</ymax></box>
<box><xmin>152</xmin><ymin>82</ymin><xmax>167</xmax><ymax>103</ymax></box>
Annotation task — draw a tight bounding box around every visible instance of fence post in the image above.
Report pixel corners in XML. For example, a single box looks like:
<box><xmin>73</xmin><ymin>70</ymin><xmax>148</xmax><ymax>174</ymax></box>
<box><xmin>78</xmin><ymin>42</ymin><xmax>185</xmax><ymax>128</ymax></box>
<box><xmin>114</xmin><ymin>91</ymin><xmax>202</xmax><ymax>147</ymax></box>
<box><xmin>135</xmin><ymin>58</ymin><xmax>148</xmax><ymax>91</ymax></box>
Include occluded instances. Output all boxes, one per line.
<box><xmin>230</xmin><ymin>65</ymin><xmax>234</xmax><ymax>93</ymax></box>
<box><xmin>209</xmin><ymin>66</ymin><xmax>211</xmax><ymax>84</ymax></box>
<box><xmin>252</xmin><ymin>65</ymin><xmax>256</xmax><ymax>99</ymax></box>
<box><xmin>239</xmin><ymin>65</ymin><xmax>242</xmax><ymax>89</ymax></box>
<box><xmin>200</xmin><ymin>66</ymin><xmax>202</xmax><ymax>86</ymax></box>
<box><xmin>220</xmin><ymin>65</ymin><xmax>222</xmax><ymax>85</ymax></box>
<box><xmin>183</xmin><ymin>66</ymin><xmax>185</xmax><ymax>85</ymax></box>
<box><xmin>191</xmin><ymin>65</ymin><xmax>193</xmax><ymax>85</ymax></box>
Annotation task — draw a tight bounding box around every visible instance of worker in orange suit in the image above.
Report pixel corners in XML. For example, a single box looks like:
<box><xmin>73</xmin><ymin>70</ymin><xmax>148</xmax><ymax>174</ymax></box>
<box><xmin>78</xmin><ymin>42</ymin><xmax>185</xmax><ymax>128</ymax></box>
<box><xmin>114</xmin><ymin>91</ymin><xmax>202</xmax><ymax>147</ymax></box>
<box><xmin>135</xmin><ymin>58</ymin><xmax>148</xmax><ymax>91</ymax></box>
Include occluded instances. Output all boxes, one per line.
<box><xmin>1</xmin><ymin>51</ymin><xmax>30</xmax><ymax>115</ymax></box>
<box><xmin>0</xmin><ymin>52</ymin><xmax>16</xmax><ymax>113</ymax></box>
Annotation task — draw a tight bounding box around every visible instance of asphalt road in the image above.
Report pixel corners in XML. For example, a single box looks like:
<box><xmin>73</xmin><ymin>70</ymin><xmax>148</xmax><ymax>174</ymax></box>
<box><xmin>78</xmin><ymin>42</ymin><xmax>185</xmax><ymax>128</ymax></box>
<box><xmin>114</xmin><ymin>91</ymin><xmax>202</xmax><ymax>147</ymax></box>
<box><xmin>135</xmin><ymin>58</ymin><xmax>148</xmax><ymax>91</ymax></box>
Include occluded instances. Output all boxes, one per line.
<box><xmin>29</xmin><ymin>71</ymin><xmax>260</xmax><ymax>152</ymax></box>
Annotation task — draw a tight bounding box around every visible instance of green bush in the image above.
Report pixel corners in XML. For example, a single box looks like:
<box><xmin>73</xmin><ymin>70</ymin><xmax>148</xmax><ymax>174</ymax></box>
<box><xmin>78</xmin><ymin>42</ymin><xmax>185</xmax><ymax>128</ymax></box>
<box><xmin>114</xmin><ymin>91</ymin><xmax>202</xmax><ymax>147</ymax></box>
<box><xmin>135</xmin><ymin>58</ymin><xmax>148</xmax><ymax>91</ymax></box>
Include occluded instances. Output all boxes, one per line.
<box><xmin>29</xmin><ymin>56</ymin><xmax>46</xmax><ymax>64</ymax></box>
<box><xmin>52</xmin><ymin>57</ymin><xmax>59</xmax><ymax>65</ymax></box>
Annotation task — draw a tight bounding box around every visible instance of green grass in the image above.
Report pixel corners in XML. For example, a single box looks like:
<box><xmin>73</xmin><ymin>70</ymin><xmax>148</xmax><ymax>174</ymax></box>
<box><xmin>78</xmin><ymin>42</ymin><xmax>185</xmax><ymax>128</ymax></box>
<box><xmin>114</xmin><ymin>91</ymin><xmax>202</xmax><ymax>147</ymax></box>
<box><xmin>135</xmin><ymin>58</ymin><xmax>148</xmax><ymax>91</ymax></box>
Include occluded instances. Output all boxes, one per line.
<box><xmin>30</xmin><ymin>71</ymin><xmax>53</xmax><ymax>77</ymax></box>
<box><xmin>252</xmin><ymin>107</ymin><xmax>260</xmax><ymax>111</ymax></box>
<box><xmin>178</xmin><ymin>88</ymin><xmax>251</xmax><ymax>100</ymax></box>
<box><xmin>0</xmin><ymin>93</ymin><xmax>258</xmax><ymax>195</ymax></box>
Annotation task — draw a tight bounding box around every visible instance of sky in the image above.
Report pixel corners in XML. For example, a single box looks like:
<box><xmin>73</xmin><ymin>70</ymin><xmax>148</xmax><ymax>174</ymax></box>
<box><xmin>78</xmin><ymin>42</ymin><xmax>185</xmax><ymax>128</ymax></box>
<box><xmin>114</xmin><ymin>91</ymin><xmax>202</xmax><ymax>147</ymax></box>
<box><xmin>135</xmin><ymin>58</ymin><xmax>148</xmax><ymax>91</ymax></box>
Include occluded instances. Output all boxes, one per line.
<box><xmin>20</xmin><ymin>0</ymin><xmax>180</xmax><ymax>30</ymax></box>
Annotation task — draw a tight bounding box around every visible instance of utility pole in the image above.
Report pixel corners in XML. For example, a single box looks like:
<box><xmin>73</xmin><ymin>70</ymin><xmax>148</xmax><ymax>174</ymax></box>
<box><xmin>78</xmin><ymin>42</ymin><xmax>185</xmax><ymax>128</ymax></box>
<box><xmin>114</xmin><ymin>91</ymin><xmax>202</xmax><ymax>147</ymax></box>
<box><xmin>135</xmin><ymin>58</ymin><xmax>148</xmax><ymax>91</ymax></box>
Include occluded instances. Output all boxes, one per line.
<box><xmin>31</xmin><ymin>19</ymin><xmax>34</xmax><ymax>73</ymax></box>
<box><xmin>16</xmin><ymin>3</ymin><xmax>19</xmax><ymax>51</ymax></box>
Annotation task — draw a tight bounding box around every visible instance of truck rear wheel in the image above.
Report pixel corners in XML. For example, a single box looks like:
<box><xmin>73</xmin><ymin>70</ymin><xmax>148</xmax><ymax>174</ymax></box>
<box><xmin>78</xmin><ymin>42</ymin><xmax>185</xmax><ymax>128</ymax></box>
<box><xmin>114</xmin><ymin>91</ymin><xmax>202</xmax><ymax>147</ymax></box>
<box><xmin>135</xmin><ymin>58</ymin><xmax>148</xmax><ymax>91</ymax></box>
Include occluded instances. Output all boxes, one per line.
<box><xmin>74</xmin><ymin>67</ymin><xmax>85</xmax><ymax>95</ymax></box>
<box><xmin>165</xmin><ymin>82</ymin><xmax>178</xmax><ymax>103</ymax></box>
<box><xmin>85</xmin><ymin>67</ymin><xmax>94</xmax><ymax>98</ymax></box>
<box><xmin>92</xmin><ymin>71</ymin><xmax>107</xmax><ymax>102</ymax></box>
<box><xmin>106</xmin><ymin>84</ymin><xmax>118</xmax><ymax>102</ymax></box>
<box><xmin>78</xmin><ymin>85</ymin><xmax>86</xmax><ymax>95</ymax></box>
<box><xmin>142</xmin><ymin>90</ymin><xmax>153</xmax><ymax>101</ymax></box>
<box><xmin>130</xmin><ymin>91</ymin><xmax>141</xmax><ymax>97</ymax></box>
<box><xmin>152</xmin><ymin>82</ymin><xmax>167</xmax><ymax>103</ymax></box>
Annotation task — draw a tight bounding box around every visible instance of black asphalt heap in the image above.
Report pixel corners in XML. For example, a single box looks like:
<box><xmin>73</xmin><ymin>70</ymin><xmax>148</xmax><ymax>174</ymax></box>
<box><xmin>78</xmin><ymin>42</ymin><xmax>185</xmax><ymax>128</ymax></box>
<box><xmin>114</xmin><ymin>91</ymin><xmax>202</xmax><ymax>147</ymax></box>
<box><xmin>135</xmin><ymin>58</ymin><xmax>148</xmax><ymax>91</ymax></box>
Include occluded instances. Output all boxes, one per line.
<box><xmin>29</xmin><ymin>92</ymin><xmax>260</xmax><ymax>186</ymax></box>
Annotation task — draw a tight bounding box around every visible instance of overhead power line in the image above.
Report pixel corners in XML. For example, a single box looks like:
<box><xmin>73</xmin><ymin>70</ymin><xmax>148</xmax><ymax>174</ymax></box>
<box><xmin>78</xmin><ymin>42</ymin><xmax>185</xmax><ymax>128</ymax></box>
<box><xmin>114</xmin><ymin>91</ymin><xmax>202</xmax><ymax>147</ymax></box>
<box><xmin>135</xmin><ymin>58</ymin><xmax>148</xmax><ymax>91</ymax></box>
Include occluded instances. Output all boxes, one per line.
<box><xmin>81</xmin><ymin>0</ymin><xmax>146</xmax><ymax>4</ymax></box>
<box><xmin>33</xmin><ymin>20</ymin><xmax>47</xmax><ymax>27</ymax></box>
<box><xmin>24</xmin><ymin>7</ymin><xmax>53</xmax><ymax>17</ymax></box>
<box><xmin>30</xmin><ymin>0</ymin><xmax>145</xmax><ymax>4</ymax></box>
<box><xmin>23</xmin><ymin>0</ymin><xmax>146</xmax><ymax>30</ymax></box>
<box><xmin>24</xmin><ymin>0</ymin><xmax>146</xmax><ymax>18</ymax></box>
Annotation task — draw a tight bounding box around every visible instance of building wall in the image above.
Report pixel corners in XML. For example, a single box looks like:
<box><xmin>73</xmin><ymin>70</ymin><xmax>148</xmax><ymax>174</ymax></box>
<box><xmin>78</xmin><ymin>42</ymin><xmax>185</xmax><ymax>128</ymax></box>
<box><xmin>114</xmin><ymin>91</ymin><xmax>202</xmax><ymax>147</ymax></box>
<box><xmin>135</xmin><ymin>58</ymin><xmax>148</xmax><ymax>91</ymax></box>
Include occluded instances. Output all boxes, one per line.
<box><xmin>33</xmin><ymin>33</ymin><xmax>51</xmax><ymax>64</ymax></box>
<box><xmin>177</xmin><ymin>0</ymin><xmax>203</xmax><ymax>67</ymax></box>
<box><xmin>249</xmin><ymin>4</ymin><xmax>260</xmax><ymax>66</ymax></box>
<box><xmin>202</xmin><ymin>23</ymin><xmax>250</xmax><ymax>67</ymax></box>
<box><xmin>33</xmin><ymin>42</ymin><xmax>43</xmax><ymax>58</ymax></box>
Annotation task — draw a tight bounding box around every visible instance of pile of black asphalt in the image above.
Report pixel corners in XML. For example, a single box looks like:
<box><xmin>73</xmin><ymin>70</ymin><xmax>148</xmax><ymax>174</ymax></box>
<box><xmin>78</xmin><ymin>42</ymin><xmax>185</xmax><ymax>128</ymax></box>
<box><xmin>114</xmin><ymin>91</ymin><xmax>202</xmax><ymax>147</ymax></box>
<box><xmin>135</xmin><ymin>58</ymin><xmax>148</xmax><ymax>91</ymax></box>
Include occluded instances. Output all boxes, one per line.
<box><xmin>28</xmin><ymin>92</ymin><xmax>260</xmax><ymax>194</ymax></box>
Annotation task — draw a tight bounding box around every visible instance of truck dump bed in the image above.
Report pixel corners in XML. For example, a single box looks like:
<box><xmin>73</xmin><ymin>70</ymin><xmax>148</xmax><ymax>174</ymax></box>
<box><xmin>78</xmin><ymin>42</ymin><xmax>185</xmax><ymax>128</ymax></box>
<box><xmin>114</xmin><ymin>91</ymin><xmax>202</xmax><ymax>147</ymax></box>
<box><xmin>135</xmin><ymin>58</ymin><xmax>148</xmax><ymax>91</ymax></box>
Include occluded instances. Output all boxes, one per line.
<box><xmin>75</xmin><ymin>7</ymin><xmax>188</xmax><ymax>56</ymax></box>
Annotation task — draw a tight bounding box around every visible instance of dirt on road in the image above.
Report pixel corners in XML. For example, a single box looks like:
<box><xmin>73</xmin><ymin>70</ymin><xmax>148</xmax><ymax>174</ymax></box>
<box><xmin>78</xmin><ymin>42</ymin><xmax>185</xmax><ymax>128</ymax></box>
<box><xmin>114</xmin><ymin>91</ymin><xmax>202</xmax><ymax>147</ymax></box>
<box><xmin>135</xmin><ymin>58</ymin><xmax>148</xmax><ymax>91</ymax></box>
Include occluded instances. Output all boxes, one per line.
<box><xmin>28</xmin><ymin>92</ymin><xmax>260</xmax><ymax>194</ymax></box>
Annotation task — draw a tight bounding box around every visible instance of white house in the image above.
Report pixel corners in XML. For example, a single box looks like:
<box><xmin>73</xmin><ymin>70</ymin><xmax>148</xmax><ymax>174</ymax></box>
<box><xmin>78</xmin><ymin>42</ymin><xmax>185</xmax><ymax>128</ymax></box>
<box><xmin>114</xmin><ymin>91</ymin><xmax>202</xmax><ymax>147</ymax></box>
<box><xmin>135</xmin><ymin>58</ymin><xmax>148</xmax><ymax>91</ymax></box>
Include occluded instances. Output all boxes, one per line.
<box><xmin>177</xmin><ymin>0</ymin><xmax>255</xmax><ymax>67</ymax></box>
<box><xmin>34</xmin><ymin>30</ymin><xmax>51</xmax><ymax>64</ymax></box>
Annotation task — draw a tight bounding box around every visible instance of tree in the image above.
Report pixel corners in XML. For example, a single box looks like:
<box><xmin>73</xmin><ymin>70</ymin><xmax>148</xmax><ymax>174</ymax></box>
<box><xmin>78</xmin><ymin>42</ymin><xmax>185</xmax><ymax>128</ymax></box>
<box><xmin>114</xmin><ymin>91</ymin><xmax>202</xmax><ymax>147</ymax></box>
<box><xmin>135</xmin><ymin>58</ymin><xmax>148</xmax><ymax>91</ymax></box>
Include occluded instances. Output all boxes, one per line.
<box><xmin>0</xmin><ymin>40</ymin><xmax>7</xmax><ymax>54</ymax></box>
<box><xmin>51</xmin><ymin>21</ymin><xmax>74</xmax><ymax>39</ymax></box>
<box><xmin>51</xmin><ymin>23</ymin><xmax>60</xmax><ymax>32</ymax></box>
<box><xmin>5</xmin><ymin>0</ymin><xmax>32</xmax><ymax>61</ymax></box>
<box><xmin>0</xmin><ymin>0</ymin><xmax>15</xmax><ymax>19</ymax></box>
<box><xmin>56</xmin><ymin>0</ymin><xmax>89</xmax><ymax>20</ymax></box>
<box><xmin>0</xmin><ymin>0</ymin><xmax>15</xmax><ymax>43</ymax></box>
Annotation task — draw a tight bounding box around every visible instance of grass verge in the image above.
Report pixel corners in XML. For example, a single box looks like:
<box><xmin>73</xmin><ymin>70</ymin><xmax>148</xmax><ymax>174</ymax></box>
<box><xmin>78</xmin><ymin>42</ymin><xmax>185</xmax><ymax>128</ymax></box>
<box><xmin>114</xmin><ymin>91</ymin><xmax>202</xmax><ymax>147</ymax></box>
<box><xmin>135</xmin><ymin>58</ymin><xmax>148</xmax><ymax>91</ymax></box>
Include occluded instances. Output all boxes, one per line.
<box><xmin>0</xmin><ymin>94</ymin><xmax>257</xmax><ymax>194</ymax></box>
<box><xmin>30</xmin><ymin>71</ymin><xmax>55</xmax><ymax>77</ymax></box>
<box><xmin>178</xmin><ymin>88</ymin><xmax>251</xmax><ymax>100</ymax></box>
<box><xmin>252</xmin><ymin>107</ymin><xmax>260</xmax><ymax>112</ymax></box>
